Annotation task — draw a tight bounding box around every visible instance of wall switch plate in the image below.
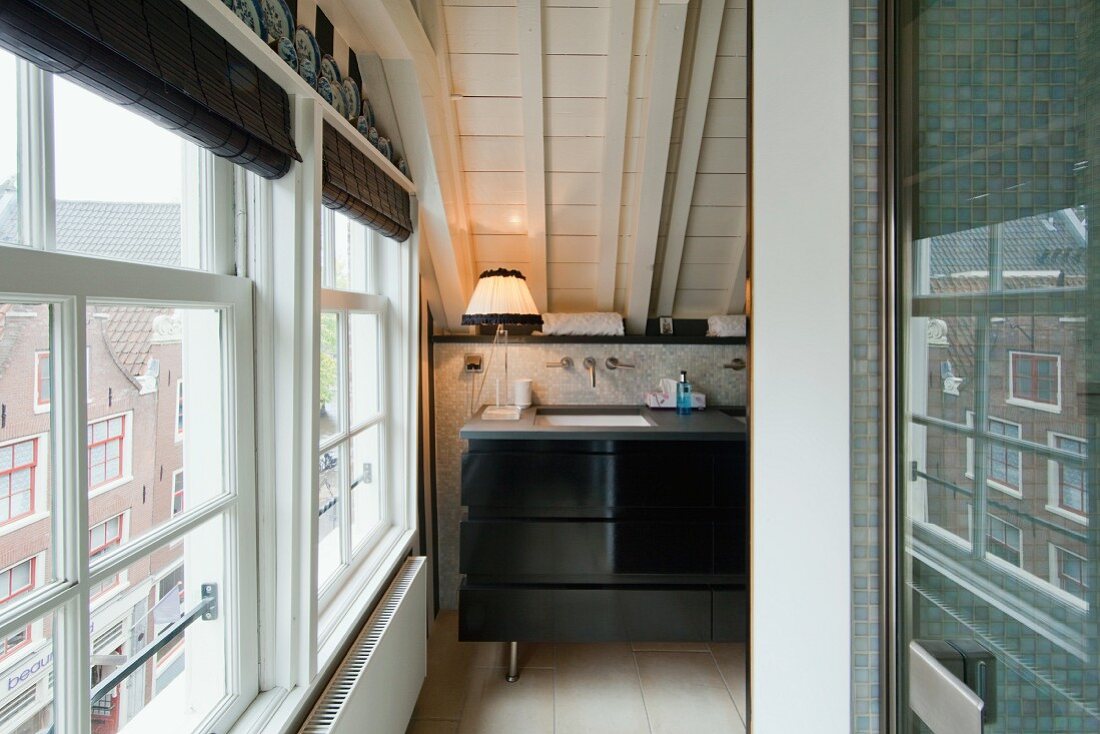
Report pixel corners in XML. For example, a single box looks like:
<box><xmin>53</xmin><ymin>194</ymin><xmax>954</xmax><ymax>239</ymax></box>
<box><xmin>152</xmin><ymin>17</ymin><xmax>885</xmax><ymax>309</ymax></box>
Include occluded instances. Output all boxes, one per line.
<box><xmin>464</xmin><ymin>354</ymin><xmax>483</xmax><ymax>373</ymax></box>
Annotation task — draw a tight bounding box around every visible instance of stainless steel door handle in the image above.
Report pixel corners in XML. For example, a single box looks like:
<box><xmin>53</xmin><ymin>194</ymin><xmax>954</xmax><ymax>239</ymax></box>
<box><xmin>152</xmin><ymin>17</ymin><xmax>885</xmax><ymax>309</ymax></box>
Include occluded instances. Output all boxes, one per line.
<box><xmin>909</xmin><ymin>640</ymin><xmax>984</xmax><ymax>734</ymax></box>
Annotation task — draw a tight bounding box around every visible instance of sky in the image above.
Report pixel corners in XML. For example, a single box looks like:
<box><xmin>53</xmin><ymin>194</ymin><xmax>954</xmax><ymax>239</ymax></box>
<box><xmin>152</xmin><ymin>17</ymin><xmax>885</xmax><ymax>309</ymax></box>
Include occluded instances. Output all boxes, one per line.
<box><xmin>2</xmin><ymin>49</ymin><xmax>183</xmax><ymax>204</ymax></box>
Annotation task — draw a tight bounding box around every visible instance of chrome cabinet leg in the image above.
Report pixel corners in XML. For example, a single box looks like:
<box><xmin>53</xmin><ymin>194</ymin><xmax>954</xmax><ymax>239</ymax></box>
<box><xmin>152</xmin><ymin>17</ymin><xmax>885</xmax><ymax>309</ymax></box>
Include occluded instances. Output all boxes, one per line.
<box><xmin>506</xmin><ymin>641</ymin><xmax>519</xmax><ymax>682</ymax></box>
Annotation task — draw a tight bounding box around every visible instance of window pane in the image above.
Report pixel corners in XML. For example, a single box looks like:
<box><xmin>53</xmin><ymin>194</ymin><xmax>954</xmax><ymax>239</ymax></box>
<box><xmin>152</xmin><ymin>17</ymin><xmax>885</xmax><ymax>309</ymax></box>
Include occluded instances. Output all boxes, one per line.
<box><xmin>322</xmin><ymin>211</ymin><xmax>369</xmax><ymax>292</ymax></box>
<box><xmin>317</xmin><ymin>444</ymin><xmax>344</xmax><ymax>589</ymax></box>
<box><xmin>52</xmin><ymin>78</ymin><xmax>189</xmax><ymax>268</ymax></box>
<box><xmin>348</xmin><ymin>312</ymin><xmax>381</xmax><ymax>427</ymax></box>
<box><xmin>89</xmin><ymin>516</ymin><xmax>227</xmax><ymax>733</ymax></box>
<box><xmin>319</xmin><ymin>312</ymin><xmax>342</xmax><ymax>445</ymax></box>
<box><xmin>0</xmin><ymin>303</ymin><xmax>54</xmax><ymax>587</ymax></box>
<box><xmin>86</xmin><ymin>305</ymin><xmax>226</xmax><ymax>551</ymax></box>
<box><xmin>350</xmin><ymin>424</ymin><xmax>382</xmax><ymax>549</ymax></box>
<box><xmin>0</xmin><ymin>50</ymin><xmax>18</xmax><ymax>247</ymax></box>
<box><xmin>0</xmin><ymin>610</ymin><xmax>55</xmax><ymax>734</ymax></box>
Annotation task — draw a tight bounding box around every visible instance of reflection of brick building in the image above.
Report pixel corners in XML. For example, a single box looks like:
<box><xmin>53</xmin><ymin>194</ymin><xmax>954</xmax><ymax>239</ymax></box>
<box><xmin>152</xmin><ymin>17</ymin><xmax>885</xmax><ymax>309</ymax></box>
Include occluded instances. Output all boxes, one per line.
<box><xmin>918</xmin><ymin>209</ymin><xmax>1090</xmax><ymax>599</ymax></box>
<box><xmin>0</xmin><ymin>197</ymin><xmax>185</xmax><ymax>733</ymax></box>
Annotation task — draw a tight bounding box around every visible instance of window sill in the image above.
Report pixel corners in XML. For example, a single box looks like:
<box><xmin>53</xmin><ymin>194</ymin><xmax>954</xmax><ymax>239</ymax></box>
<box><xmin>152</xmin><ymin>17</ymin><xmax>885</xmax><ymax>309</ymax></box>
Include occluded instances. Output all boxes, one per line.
<box><xmin>1044</xmin><ymin>503</ymin><xmax>1088</xmax><ymax>526</ymax></box>
<box><xmin>1006</xmin><ymin>396</ymin><xmax>1062</xmax><ymax>414</ymax></box>
<box><xmin>88</xmin><ymin>475</ymin><xmax>134</xmax><ymax>500</ymax></box>
<box><xmin>228</xmin><ymin>526</ymin><xmax>415</xmax><ymax>734</ymax></box>
<box><xmin>0</xmin><ymin>511</ymin><xmax>50</xmax><ymax>537</ymax></box>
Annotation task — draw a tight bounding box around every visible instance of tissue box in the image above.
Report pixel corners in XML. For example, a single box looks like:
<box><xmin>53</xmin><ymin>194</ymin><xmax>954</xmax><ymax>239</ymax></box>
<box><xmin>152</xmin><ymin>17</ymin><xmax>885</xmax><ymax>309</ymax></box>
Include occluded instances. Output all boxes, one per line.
<box><xmin>644</xmin><ymin>392</ymin><xmax>706</xmax><ymax>410</ymax></box>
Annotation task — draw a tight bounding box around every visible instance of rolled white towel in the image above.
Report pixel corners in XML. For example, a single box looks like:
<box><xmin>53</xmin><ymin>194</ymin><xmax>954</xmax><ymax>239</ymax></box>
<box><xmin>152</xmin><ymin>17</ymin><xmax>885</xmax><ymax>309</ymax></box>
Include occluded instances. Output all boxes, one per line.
<box><xmin>540</xmin><ymin>312</ymin><xmax>625</xmax><ymax>336</ymax></box>
<box><xmin>707</xmin><ymin>314</ymin><xmax>747</xmax><ymax>337</ymax></box>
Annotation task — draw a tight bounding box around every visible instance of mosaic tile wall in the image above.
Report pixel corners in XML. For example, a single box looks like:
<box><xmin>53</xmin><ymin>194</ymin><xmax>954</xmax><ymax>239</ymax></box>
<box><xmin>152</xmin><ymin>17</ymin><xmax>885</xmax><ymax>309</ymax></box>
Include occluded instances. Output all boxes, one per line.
<box><xmin>431</xmin><ymin>340</ymin><xmax>748</xmax><ymax>610</ymax></box>
<box><xmin>851</xmin><ymin>0</ymin><xmax>884</xmax><ymax>731</ymax></box>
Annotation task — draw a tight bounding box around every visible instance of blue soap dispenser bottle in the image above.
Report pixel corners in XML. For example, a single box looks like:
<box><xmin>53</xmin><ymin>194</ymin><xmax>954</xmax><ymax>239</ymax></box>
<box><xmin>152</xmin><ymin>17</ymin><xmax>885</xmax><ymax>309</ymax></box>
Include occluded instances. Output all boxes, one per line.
<box><xmin>676</xmin><ymin>370</ymin><xmax>693</xmax><ymax>415</ymax></box>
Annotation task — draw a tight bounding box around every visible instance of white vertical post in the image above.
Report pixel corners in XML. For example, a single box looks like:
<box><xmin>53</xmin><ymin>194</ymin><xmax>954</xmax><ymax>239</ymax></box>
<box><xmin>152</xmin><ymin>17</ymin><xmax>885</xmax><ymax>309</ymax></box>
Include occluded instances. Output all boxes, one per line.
<box><xmin>751</xmin><ymin>0</ymin><xmax>852</xmax><ymax>731</ymax></box>
<box><xmin>54</xmin><ymin>294</ymin><xmax>90</xmax><ymax>734</ymax></box>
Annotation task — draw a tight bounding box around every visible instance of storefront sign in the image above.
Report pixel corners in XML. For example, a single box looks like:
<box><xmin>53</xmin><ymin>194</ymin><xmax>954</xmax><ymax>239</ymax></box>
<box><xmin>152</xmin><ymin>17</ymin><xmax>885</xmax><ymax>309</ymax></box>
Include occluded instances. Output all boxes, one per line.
<box><xmin>6</xmin><ymin>652</ymin><xmax>52</xmax><ymax>693</ymax></box>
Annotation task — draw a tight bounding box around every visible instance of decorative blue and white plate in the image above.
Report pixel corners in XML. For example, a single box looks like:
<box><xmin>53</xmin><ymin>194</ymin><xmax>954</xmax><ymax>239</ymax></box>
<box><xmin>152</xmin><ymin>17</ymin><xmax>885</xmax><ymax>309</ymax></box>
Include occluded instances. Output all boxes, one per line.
<box><xmin>317</xmin><ymin>76</ymin><xmax>336</xmax><ymax>106</ymax></box>
<box><xmin>366</xmin><ymin>126</ymin><xmax>380</xmax><ymax>146</ymax></box>
<box><xmin>272</xmin><ymin>36</ymin><xmax>297</xmax><ymax>69</ymax></box>
<box><xmin>341</xmin><ymin>78</ymin><xmax>361</xmax><ymax>123</ymax></box>
<box><xmin>397</xmin><ymin>158</ymin><xmax>410</xmax><ymax>179</ymax></box>
<box><xmin>361</xmin><ymin>97</ymin><xmax>376</xmax><ymax>129</ymax></box>
<box><xmin>294</xmin><ymin>25</ymin><xmax>321</xmax><ymax>83</ymax></box>
<box><xmin>233</xmin><ymin>0</ymin><xmax>265</xmax><ymax>38</ymax></box>
<box><xmin>377</xmin><ymin>137</ymin><xmax>393</xmax><ymax>160</ymax></box>
<box><xmin>320</xmin><ymin>54</ymin><xmax>343</xmax><ymax>86</ymax></box>
<box><xmin>327</xmin><ymin>78</ymin><xmax>347</xmax><ymax>118</ymax></box>
<box><xmin>356</xmin><ymin>116</ymin><xmax>371</xmax><ymax>136</ymax></box>
<box><xmin>261</xmin><ymin>0</ymin><xmax>294</xmax><ymax>42</ymax></box>
<box><xmin>298</xmin><ymin>56</ymin><xmax>317</xmax><ymax>88</ymax></box>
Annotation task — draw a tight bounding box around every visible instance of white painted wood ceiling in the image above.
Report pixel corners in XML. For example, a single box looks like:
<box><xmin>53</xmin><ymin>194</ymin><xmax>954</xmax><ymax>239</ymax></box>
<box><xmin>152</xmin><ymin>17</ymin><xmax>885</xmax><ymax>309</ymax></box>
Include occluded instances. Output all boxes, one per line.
<box><xmin>423</xmin><ymin>0</ymin><xmax>747</xmax><ymax>328</ymax></box>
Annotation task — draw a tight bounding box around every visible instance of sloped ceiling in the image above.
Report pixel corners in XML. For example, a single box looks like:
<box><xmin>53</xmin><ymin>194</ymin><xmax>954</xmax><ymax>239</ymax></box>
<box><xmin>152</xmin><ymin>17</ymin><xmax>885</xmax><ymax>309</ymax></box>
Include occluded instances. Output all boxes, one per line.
<box><xmin>419</xmin><ymin>0</ymin><xmax>747</xmax><ymax>329</ymax></box>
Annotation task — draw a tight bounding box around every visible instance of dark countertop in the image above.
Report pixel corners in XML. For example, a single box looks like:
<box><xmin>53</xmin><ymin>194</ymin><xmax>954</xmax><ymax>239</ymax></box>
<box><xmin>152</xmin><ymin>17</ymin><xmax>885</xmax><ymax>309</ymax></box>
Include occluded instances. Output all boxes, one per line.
<box><xmin>459</xmin><ymin>405</ymin><xmax>747</xmax><ymax>442</ymax></box>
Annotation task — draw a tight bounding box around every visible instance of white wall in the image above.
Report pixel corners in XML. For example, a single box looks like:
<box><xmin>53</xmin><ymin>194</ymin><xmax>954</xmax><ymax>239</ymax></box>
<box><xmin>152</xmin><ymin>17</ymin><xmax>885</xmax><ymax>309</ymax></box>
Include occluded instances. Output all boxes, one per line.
<box><xmin>750</xmin><ymin>0</ymin><xmax>852</xmax><ymax>731</ymax></box>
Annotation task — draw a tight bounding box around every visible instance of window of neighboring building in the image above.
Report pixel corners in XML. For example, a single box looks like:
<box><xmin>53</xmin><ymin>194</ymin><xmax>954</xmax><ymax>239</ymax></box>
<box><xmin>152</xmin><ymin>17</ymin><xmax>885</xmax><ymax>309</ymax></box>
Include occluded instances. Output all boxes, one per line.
<box><xmin>1055</xmin><ymin>436</ymin><xmax>1086</xmax><ymax>514</ymax></box>
<box><xmin>34</xmin><ymin>352</ymin><xmax>50</xmax><ymax>408</ymax></box>
<box><xmin>0</xmin><ymin>558</ymin><xmax>35</xmax><ymax>658</ymax></box>
<box><xmin>1053</xmin><ymin>546</ymin><xmax>1088</xmax><ymax>601</ymax></box>
<box><xmin>87</xmin><ymin>415</ymin><xmax>125</xmax><ymax>490</ymax></box>
<box><xmin>156</xmin><ymin>565</ymin><xmax>185</xmax><ymax>665</ymax></box>
<box><xmin>988</xmin><ymin>418</ymin><xmax>1022</xmax><ymax>491</ymax></box>
<box><xmin>88</xmin><ymin>514</ymin><xmax>123</xmax><ymax>599</ymax></box>
<box><xmin>986</xmin><ymin>514</ymin><xmax>1022</xmax><ymax>567</ymax></box>
<box><xmin>1008</xmin><ymin>351</ymin><xmax>1061</xmax><ymax>411</ymax></box>
<box><xmin>172</xmin><ymin>469</ymin><xmax>184</xmax><ymax>516</ymax></box>
<box><xmin>965</xmin><ymin>413</ymin><xmax>1023</xmax><ymax>496</ymax></box>
<box><xmin>0</xmin><ymin>438</ymin><xmax>36</xmax><ymax>525</ymax></box>
<box><xmin>176</xmin><ymin>379</ymin><xmax>184</xmax><ymax>441</ymax></box>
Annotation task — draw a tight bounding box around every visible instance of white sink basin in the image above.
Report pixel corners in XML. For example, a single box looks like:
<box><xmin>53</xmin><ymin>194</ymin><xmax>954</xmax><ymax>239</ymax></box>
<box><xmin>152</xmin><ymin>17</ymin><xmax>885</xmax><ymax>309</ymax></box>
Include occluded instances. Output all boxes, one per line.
<box><xmin>534</xmin><ymin>412</ymin><xmax>654</xmax><ymax>428</ymax></box>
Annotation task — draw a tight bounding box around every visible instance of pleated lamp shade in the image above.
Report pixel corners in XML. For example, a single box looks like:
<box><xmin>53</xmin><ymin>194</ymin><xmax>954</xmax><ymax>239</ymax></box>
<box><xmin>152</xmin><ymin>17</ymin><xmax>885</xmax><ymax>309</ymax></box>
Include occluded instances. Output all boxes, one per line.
<box><xmin>461</xmin><ymin>269</ymin><xmax>543</xmax><ymax>326</ymax></box>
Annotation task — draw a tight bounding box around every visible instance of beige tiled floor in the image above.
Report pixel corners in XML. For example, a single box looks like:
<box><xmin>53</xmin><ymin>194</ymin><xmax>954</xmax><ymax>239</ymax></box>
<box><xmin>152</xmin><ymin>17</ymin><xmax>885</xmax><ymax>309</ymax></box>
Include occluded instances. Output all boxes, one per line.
<box><xmin>408</xmin><ymin>612</ymin><xmax>747</xmax><ymax>734</ymax></box>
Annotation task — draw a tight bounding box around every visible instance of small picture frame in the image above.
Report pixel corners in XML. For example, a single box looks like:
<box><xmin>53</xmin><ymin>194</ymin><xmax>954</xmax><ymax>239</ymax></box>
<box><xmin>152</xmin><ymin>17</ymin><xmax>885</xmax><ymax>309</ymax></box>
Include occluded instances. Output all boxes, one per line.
<box><xmin>659</xmin><ymin>316</ymin><xmax>674</xmax><ymax>335</ymax></box>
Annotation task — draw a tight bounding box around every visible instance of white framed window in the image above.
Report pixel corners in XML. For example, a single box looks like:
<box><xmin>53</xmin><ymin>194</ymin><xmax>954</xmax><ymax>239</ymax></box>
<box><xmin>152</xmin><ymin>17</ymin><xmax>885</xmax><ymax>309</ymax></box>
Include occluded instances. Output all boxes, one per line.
<box><xmin>317</xmin><ymin>209</ymin><xmax>389</xmax><ymax>604</ymax></box>
<box><xmin>172</xmin><ymin>469</ymin><xmax>185</xmax><ymax>516</ymax></box>
<box><xmin>1007</xmin><ymin>351</ymin><xmax>1062</xmax><ymax>413</ymax></box>
<box><xmin>986</xmin><ymin>513</ymin><xmax>1022</xmax><ymax>567</ymax></box>
<box><xmin>33</xmin><ymin>351</ymin><xmax>50</xmax><ymax>410</ymax></box>
<box><xmin>965</xmin><ymin>412</ymin><xmax>1023</xmax><ymax>498</ymax></box>
<box><xmin>1049</xmin><ymin>545</ymin><xmax>1088</xmax><ymax>602</ymax></box>
<box><xmin>0</xmin><ymin>557</ymin><xmax>36</xmax><ymax>660</ymax></box>
<box><xmin>0</xmin><ymin>51</ymin><xmax>258</xmax><ymax>734</ymax></box>
<box><xmin>87</xmin><ymin>413</ymin><xmax>128</xmax><ymax>492</ymax></box>
<box><xmin>88</xmin><ymin>513</ymin><xmax>125</xmax><ymax>600</ymax></box>
<box><xmin>175</xmin><ymin>379</ymin><xmax>184</xmax><ymax>442</ymax></box>
<box><xmin>1045</xmin><ymin>432</ymin><xmax>1086</xmax><ymax>525</ymax></box>
<box><xmin>0</xmin><ymin>437</ymin><xmax>38</xmax><ymax>526</ymax></box>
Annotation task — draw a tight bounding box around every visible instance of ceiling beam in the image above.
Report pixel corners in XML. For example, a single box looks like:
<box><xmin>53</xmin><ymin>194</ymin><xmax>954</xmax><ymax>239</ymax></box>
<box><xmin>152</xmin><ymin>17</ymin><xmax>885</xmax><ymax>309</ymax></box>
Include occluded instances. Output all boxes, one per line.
<box><xmin>624</xmin><ymin>0</ymin><xmax>689</xmax><ymax>334</ymax></box>
<box><xmin>595</xmin><ymin>0</ymin><xmax>637</xmax><ymax>311</ymax></box>
<box><xmin>516</xmin><ymin>0</ymin><xmax>548</xmax><ymax>313</ymax></box>
<box><xmin>655</xmin><ymin>0</ymin><xmax>724</xmax><ymax>316</ymax></box>
<box><xmin>725</xmin><ymin>236</ymin><xmax>749</xmax><ymax>314</ymax></box>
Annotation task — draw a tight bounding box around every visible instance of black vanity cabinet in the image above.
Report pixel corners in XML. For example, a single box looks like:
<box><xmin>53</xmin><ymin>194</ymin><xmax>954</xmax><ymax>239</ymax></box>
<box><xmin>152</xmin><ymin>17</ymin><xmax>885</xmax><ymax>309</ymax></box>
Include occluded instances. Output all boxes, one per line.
<box><xmin>458</xmin><ymin>420</ymin><xmax>748</xmax><ymax>643</ymax></box>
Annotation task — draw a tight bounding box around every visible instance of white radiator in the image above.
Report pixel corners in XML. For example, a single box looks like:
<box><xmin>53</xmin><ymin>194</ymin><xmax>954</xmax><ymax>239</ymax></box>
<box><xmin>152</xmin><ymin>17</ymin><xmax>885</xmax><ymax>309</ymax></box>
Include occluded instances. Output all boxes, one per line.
<box><xmin>299</xmin><ymin>557</ymin><xmax>427</xmax><ymax>734</ymax></box>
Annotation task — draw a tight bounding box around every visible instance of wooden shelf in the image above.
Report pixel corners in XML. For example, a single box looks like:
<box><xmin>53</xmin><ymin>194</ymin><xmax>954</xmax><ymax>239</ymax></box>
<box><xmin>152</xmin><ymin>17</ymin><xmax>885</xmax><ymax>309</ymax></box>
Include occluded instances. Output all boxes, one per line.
<box><xmin>431</xmin><ymin>334</ymin><xmax>746</xmax><ymax>345</ymax></box>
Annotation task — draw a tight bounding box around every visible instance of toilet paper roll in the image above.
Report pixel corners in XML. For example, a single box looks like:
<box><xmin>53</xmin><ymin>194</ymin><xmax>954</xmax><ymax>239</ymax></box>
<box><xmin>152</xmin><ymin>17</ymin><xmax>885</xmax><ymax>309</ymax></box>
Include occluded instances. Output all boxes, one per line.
<box><xmin>514</xmin><ymin>378</ymin><xmax>533</xmax><ymax>408</ymax></box>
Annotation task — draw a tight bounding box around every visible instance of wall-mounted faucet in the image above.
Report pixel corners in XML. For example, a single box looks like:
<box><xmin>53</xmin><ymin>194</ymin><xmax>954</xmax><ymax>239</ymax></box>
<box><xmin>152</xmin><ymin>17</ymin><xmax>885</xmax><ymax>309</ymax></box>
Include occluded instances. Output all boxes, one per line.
<box><xmin>546</xmin><ymin>356</ymin><xmax>574</xmax><ymax>369</ymax></box>
<box><xmin>583</xmin><ymin>357</ymin><xmax>597</xmax><ymax>387</ymax></box>
<box><xmin>724</xmin><ymin>358</ymin><xmax>747</xmax><ymax>371</ymax></box>
<box><xmin>605</xmin><ymin>357</ymin><xmax>635</xmax><ymax>370</ymax></box>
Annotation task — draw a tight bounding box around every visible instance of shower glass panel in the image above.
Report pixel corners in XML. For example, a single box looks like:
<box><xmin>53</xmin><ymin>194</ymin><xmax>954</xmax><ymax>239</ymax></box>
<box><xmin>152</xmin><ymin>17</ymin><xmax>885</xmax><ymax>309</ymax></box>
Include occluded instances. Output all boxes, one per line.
<box><xmin>897</xmin><ymin>0</ymin><xmax>1100</xmax><ymax>731</ymax></box>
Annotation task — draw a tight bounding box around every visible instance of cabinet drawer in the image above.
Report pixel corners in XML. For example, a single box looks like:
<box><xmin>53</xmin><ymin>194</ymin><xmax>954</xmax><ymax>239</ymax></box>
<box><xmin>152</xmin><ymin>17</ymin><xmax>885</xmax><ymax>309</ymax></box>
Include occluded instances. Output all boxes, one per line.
<box><xmin>462</xmin><ymin>450</ymin><xmax>718</xmax><ymax>509</ymax></box>
<box><xmin>459</xmin><ymin>585</ymin><xmax>713</xmax><ymax>642</ymax></box>
<box><xmin>712</xmin><ymin>588</ymin><xmax>748</xmax><ymax>642</ymax></box>
<box><xmin>461</xmin><ymin>520</ymin><xmax>714</xmax><ymax>577</ymax></box>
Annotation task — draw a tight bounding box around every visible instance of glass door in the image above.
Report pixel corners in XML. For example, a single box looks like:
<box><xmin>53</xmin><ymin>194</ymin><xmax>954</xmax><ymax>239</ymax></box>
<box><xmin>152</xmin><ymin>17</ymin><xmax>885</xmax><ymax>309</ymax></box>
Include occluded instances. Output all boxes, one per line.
<box><xmin>896</xmin><ymin>0</ymin><xmax>1099</xmax><ymax>731</ymax></box>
